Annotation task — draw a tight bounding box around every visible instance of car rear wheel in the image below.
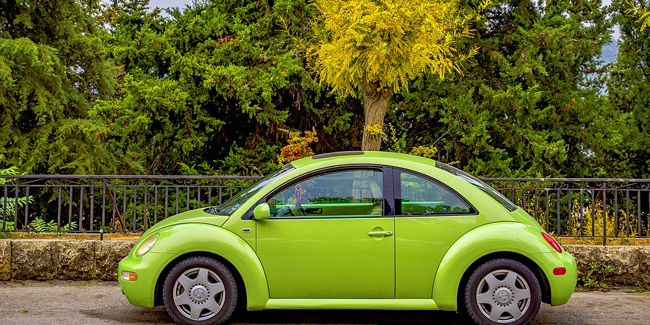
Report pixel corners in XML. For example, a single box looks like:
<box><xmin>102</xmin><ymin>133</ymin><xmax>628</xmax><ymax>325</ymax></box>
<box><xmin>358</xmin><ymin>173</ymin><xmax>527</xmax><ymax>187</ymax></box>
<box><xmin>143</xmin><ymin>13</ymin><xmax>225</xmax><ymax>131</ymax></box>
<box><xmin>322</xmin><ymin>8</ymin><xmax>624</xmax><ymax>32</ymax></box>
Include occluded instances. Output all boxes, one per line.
<box><xmin>163</xmin><ymin>256</ymin><xmax>238</xmax><ymax>325</ymax></box>
<box><xmin>464</xmin><ymin>259</ymin><xmax>541</xmax><ymax>325</ymax></box>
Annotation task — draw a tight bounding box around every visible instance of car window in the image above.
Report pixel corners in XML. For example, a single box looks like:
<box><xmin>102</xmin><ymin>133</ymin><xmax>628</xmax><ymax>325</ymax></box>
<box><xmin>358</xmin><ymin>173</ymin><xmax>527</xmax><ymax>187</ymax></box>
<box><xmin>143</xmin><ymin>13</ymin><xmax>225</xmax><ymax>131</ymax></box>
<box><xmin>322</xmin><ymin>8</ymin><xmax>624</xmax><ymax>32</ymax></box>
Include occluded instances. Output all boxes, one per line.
<box><xmin>399</xmin><ymin>171</ymin><xmax>472</xmax><ymax>215</ymax></box>
<box><xmin>435</xmin><ymin>162</ymin><xmax>517</xmax><ymax>212</ymax></box>
<box><xmin>267</xmin><ymin>169</ymin><xmax>383</xmax><ymax>218</ymax></box>
<box><xmin>209</xmin><ymin>165</ymin><xmax>294</xmax><ymax>216</ymax></box>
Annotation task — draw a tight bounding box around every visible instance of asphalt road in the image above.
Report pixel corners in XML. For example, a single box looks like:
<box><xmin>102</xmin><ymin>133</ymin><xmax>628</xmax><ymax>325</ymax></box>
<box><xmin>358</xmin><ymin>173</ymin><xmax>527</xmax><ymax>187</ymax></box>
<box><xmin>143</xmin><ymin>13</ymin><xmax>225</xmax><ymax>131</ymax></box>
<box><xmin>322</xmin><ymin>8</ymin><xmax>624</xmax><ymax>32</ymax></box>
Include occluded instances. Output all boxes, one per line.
<box><xmin>1</xmin><ymin>281</ymin><xmax>649</xmax><ymax>325</ymax></box>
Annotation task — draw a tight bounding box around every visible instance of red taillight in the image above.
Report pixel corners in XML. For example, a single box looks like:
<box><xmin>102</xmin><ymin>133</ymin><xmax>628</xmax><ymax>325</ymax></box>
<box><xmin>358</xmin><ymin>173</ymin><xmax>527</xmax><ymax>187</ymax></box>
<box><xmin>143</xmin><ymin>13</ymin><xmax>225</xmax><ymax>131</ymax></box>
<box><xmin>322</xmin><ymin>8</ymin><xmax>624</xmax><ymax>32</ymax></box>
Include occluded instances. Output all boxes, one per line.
<box><xmin>553</xmin><ymin>267</ymin><xmax>567</xmax><ymax>276</ymax></box>
<box><xmin>541</xmin><ymin>232</ymin><xmax>563</xmax><ymax>253</ymax></box>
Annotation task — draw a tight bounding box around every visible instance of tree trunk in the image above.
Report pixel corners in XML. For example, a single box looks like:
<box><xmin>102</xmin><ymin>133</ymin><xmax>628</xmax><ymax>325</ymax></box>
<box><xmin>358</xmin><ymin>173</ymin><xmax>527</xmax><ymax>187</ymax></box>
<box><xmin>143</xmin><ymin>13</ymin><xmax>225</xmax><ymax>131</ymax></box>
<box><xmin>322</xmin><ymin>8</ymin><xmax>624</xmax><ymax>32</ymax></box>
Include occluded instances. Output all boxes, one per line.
<box><xmin>361</xmin><ymin>82</ymin><xmax>393</xmax><ymax>151</ymax></box>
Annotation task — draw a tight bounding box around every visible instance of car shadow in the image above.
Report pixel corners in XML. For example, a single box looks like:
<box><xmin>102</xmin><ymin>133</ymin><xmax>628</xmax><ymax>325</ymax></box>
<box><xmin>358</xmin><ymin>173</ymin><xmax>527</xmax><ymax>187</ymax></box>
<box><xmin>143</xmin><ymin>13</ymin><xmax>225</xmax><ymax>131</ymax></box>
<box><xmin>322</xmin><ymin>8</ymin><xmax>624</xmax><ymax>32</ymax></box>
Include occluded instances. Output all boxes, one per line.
<box><xmin>83</xmin><ymin>305</ymin><xmax>469</xmax><ymax>324</ymax></box>
<box><xmin>232</xmin><ymin>309</ymin><xmax>468</xmax><ymax>324</ymax></box>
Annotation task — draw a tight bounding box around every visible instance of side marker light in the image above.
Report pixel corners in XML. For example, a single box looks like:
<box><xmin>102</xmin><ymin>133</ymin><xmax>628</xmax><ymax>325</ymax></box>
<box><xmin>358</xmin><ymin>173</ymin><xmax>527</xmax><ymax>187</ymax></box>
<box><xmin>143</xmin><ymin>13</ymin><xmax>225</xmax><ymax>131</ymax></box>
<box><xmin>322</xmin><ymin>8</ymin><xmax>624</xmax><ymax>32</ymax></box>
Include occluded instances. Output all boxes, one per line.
<box><xmin>121</xmin><ymin>271</ymin><xmax>138</xmax><ymax>281</ymax></box>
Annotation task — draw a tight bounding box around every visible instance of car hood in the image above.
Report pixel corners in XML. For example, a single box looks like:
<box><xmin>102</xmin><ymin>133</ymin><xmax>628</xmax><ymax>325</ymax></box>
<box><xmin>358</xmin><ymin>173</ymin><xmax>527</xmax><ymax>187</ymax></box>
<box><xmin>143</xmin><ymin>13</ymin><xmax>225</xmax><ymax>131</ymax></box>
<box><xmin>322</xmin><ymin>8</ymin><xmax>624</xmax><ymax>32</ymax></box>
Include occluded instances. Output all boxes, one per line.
<box><xmin>141</xmin><ymin>208</ymin><xmax>230</xmax><ymax>237</ymax></box>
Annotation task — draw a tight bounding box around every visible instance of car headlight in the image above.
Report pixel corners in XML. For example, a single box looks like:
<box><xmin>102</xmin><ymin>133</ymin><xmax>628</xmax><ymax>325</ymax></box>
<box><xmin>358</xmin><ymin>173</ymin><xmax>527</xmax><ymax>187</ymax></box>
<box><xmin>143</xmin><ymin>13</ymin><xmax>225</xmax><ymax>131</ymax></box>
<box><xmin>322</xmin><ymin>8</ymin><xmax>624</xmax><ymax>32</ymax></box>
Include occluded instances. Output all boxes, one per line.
<box><xmin>135</xmin><ymin>233</ymin><xmax>159</xmax><ymax>257</ymax></box>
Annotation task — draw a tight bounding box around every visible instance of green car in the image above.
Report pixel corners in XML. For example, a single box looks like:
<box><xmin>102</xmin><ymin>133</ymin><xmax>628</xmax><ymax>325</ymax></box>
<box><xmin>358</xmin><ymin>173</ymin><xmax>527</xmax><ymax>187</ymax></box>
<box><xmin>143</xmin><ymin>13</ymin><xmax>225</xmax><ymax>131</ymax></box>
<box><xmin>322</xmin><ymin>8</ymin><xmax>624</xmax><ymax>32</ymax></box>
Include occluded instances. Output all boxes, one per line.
<box><xmin>118</xmin><ymin>151</ymin><xmax>576</xmax><ymax>325</ymax></box>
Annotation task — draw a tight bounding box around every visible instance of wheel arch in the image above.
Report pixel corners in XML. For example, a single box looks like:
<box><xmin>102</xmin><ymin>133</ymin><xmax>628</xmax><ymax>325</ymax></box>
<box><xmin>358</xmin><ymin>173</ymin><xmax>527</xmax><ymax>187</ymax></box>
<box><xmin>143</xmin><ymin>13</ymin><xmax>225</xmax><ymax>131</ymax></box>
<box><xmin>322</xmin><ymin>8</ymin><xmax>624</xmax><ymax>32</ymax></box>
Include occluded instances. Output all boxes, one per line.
<box><xmin>149</xmin><ymin>224</ymin><xmax>269</xmax><ymax>310</ymax></box>
<box><xmin>431</xmin><ymin>222</ymin><xmax>554</xmax><ymax>310</ymax></box>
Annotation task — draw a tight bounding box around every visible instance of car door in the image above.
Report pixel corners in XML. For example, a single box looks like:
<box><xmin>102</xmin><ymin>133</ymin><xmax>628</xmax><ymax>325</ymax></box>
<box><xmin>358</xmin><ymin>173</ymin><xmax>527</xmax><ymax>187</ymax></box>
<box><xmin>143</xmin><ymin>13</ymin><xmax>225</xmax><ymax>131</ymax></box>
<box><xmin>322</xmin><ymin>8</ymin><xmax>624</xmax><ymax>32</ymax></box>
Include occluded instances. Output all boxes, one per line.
<box><xmin>393</xmin><ymin>168</ymin><xmax>479</xmax><ymax>298</ymax></box>
<box><xmin>256</xmin><ymin>167</ymin><xmax>395</xmax><ymax>299</ymax></box>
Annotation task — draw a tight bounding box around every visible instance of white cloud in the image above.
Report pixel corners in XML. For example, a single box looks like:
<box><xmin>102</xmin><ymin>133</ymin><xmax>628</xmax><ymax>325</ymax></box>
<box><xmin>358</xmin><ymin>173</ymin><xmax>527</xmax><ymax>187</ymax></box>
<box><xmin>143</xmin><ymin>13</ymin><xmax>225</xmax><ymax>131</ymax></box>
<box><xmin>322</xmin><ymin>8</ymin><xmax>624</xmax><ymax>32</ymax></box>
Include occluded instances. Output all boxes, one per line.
<box><xmin>149</xmin><ymin>0</ymin><xmax>195</xmax><ymax>9</ymax></box>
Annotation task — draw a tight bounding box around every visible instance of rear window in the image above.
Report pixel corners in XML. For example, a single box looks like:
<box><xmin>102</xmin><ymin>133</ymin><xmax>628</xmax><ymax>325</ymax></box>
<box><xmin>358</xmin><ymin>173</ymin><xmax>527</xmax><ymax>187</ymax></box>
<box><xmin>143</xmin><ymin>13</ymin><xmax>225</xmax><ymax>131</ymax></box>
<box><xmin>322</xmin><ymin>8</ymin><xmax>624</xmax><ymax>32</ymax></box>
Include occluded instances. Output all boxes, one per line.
<box><xmin>436</xmin><ymin>162</ymin><xmax>518</xmax><ymax>212</ymax></box>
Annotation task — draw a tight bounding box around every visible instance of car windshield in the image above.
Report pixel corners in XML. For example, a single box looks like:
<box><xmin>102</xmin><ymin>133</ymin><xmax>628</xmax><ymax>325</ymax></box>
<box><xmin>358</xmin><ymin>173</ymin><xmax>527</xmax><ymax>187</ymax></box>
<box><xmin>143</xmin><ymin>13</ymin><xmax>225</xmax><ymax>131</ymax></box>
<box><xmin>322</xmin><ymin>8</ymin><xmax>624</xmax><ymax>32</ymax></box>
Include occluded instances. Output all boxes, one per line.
<box><xmin>208</xmin><ymin>165</ymin><xmax>295</xmax><ymax>216</ymax></box>
<box><xmin>436</xmin><ymin>162</ymin><xmax>518</xmax><ymax>212</ymax></box>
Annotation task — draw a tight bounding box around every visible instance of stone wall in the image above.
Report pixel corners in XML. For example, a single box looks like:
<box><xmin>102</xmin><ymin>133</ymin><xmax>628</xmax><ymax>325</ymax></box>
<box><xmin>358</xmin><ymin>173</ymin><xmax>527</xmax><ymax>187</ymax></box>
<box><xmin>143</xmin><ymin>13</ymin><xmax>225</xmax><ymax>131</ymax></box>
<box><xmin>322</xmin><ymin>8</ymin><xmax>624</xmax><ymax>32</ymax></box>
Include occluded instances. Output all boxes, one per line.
<box><xmin>0</xmin><ymin>240</ymin><xmax>649</xmax><ymax>287</ymax></box>
<box><xmin>0</xmin><ymin>240</ymin><xmax>135</xmax><ymax>281</ymax></box>
<box><xmin>565</xmin><ymin>245</ymin><xmax>650</xmax><ymax>287</ymax></box>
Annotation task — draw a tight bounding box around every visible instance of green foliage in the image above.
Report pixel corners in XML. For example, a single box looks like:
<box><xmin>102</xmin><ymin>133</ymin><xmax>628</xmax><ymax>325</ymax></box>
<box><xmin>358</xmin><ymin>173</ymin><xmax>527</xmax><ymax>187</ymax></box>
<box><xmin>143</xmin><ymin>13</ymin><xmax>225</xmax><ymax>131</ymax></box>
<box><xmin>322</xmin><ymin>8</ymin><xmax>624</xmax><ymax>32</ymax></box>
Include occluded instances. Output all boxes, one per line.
<box><xmin>27</xmin><ymin>217</ymin><xmax>77</xmax><ymax>233</ymax></box>
<box><xmin>581</xmin><ymin>262</ymin><xmax>613</xmax><ymax>291</ymax></box>
<box><xmin>0</xmin><ymin>220</ymin><xmax>14</xmax><ymax>231</ymax></box>
<box><xmin>0</xmin><ymin>0</ymin><xmax>649</xmax><ymax>180</ymax></box>
<box><xmin>91</xmin><ymin>0</ymin><xmax>353</xmax><ymax>174</ymax></box>
<box><xmin>387</xmin><ymin>0</ymin><xmax>619</xmax><ymax>177</ymax></box>
<box><xmin>607</xmin><ymin>0</ymin><xmax>650</xmax><ymax>178</ymax></box>
<box><xmin>0</xmin><ymin>0</ymin><xmax>116</xmax><ymax>173</ymax></box>
<box><xmin>28</xmin><ymin>218</ymin><xmax>55</xmax><ymax>233</ymax></box>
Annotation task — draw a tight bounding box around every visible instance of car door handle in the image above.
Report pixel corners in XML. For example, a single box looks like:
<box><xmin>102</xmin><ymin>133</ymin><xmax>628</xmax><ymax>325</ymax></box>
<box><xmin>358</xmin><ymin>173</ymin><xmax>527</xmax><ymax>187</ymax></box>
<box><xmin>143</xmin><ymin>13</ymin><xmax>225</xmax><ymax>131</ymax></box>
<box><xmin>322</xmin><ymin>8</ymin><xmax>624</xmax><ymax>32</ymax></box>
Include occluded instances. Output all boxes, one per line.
<box><xmin>368</xmin><ymin>231</ymin><xmax>392</xmax><ymax>236</ymax></box>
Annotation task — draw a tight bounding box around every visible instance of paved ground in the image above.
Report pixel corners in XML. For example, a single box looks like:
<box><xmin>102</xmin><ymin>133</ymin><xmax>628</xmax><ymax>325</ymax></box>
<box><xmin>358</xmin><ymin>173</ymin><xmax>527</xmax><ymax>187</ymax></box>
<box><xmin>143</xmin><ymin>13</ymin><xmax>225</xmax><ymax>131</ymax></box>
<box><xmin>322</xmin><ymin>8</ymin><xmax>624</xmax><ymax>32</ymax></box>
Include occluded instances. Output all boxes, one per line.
<box><xmin>1</xmin><ymin>281</ymin><xmax>649</xmax><ymax>324</ymax></box>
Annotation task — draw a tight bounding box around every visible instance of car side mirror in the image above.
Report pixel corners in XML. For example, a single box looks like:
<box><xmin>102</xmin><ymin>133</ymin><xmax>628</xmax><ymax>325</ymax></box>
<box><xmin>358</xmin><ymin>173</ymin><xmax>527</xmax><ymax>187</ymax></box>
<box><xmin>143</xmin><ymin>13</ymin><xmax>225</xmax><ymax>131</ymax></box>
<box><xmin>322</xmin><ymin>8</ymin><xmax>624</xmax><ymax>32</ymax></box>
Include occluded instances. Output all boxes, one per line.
<box><xmin>253</xmin><ymin>203</ymin><xmax>270</xmax><ymax>221</ymax></box>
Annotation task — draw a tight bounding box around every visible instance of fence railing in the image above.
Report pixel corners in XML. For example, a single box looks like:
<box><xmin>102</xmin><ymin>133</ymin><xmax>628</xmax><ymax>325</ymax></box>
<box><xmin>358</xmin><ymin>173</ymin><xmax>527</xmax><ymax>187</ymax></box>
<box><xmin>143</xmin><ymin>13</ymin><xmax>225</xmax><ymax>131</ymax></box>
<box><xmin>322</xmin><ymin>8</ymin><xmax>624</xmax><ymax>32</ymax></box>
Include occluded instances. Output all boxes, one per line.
<box><xmin>486</xmin><ymin>178</ymin><xmax>650</xmax><ymax>242</ymax></box>
<box><xmin>0</xmin><ymin>175</ymin><xmax>259</xmax><ymax>233</ymax></box>
<box><xmin>1</xmin><ymin>175</ymin><xmax>649</xmax><ymax>241</ymax></box>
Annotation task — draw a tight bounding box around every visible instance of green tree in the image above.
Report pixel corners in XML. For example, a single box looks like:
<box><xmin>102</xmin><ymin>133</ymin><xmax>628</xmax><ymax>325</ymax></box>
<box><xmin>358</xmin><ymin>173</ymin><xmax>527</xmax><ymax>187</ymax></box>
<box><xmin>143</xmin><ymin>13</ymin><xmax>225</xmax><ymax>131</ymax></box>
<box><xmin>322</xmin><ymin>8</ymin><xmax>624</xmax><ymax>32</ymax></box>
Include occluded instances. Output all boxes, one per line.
<box><xmin>310</xmin><ymin>0</ymin><xmax>485</xmax><ymax>150</ymax></box>
<box><xmin>94</xmin><ymin>0</ymin><xmax>363</xmax><ymax>175</ymax></box>
<box><xmin>606</xmin><ymin>0</ymin><xmax>650</xmax><ymax>177</ymax></box>
<box><xmin>0</xmin><ymin>0</ymin><xmax>116</xmax><ymax>173</ymax></box>
<box><xmin>386</xmin><ymin>0</ymin><xmax>617</xmax><ymax>177</ymax></box>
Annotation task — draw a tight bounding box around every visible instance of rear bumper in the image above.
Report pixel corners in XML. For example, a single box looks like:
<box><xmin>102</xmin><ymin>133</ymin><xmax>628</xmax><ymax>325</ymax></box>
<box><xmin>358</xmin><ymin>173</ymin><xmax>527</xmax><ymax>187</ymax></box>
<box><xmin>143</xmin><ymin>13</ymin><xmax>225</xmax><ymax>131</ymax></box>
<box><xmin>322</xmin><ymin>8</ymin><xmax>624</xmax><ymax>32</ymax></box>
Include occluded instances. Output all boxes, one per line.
<box><xmin>537</xmin><ymin>250</ymin><xmax>577</xmax><ymax>306</ymax></box>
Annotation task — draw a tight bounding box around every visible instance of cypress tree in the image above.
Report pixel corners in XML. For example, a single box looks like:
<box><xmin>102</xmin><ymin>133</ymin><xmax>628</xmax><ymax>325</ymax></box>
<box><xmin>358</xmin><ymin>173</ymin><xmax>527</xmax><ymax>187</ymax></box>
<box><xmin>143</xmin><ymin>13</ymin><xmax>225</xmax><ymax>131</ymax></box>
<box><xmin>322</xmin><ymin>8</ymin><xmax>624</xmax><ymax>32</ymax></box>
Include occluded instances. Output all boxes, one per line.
<box><xmin>606</xmin><ymin>0</ymin><xmax>650</xmax><ymax>178</ymax></box>
<box><xmin>0</xmin><ymin>0</ymin><xmax>116</xmax><ymax>173</ymax></box>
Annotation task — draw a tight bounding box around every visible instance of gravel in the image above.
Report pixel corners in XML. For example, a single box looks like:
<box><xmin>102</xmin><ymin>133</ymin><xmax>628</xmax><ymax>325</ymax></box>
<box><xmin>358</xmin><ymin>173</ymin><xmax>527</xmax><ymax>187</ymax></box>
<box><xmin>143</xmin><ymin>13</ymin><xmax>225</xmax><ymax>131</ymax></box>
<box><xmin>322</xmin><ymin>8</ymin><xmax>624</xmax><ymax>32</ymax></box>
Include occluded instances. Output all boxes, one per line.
<box><xmin>1</xmin><ymin>281</ymin><xmax>648</xmax><ymax>325</ymax></box>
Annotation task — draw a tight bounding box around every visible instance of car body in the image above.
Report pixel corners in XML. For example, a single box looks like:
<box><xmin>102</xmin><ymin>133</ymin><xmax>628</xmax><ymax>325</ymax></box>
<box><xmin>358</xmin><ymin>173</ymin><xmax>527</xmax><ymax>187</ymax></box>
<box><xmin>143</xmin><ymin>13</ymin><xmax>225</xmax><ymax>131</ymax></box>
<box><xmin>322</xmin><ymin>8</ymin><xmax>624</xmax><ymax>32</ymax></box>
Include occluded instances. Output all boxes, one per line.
<box><xmin>118</xmin><ymin>151</ymin><xmax>577</xmax><ymax>325</ymax></box>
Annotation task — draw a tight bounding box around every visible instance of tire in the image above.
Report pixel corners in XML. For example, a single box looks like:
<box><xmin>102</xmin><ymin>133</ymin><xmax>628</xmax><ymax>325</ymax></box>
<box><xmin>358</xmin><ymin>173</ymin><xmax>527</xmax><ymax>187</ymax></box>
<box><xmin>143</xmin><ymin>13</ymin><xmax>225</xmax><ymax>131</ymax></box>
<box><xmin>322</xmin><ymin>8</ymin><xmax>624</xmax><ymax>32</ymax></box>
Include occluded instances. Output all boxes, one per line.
<box><xmin>463</xmin><ymin>259</ymin><xmax>541</xmax><ymax>325</ymax></box>
<box><xmin>163</xmin><ymin>256</ymin><xmax>238</xmax><ymax>325</ymax></box>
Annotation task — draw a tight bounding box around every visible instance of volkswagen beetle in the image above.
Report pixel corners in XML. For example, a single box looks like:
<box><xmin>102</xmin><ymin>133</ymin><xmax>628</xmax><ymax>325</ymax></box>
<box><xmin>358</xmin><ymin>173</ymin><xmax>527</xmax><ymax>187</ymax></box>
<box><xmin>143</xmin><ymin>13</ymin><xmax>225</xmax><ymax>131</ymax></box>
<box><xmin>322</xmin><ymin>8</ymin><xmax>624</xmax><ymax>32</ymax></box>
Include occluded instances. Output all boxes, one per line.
<box><xmin>118</xmin><ymin>151</ymin><xmax>576</xmax><ymax>325</ymax></box>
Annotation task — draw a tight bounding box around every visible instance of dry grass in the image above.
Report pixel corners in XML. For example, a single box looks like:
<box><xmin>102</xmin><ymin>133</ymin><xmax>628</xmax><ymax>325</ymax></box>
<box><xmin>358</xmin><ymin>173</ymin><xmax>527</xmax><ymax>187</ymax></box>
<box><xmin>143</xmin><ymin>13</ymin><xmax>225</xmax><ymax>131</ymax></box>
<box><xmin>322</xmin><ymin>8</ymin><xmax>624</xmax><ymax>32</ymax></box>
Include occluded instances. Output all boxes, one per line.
<box><xmin>557</xmin><ymin>237</ymin><xmax>650</xmax><ymax>246</ymax></box>
<box><xmin>3</xmin><ymin>233</ymin><xmax>648</xmax><ymax>245</ymax></box>
<box><xmin>2</xmin><ymin>232</ymin><xmax>140</xmax><ymax>240</ymax></box>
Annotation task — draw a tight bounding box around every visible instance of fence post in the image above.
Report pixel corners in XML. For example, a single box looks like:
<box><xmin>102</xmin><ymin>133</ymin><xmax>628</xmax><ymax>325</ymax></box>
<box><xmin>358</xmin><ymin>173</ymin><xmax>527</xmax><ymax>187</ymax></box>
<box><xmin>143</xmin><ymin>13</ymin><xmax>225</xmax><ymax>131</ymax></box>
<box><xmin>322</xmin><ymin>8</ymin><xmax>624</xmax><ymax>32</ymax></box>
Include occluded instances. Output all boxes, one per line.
<box><xmin>603</xmin><ymin>183</ymin><xmax>607</xmax><ymax>246</ymax></box>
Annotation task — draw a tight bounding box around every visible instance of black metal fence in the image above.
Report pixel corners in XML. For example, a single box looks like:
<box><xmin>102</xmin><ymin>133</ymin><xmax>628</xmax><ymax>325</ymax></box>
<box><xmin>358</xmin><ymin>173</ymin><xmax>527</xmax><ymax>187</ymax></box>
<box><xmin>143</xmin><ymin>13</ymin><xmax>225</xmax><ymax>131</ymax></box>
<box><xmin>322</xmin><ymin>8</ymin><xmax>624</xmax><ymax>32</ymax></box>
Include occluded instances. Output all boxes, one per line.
<box><xmin>1</xmin><ymin>175</ymin><xmax>649</xmax><ymax>241</ymax></box>
<box><xmin>0</xmin><ymin>175</ymin><xmax>259</xmax><ymax>233</ymax></box>
<box><xmin>486</xmin><ymin>178</ymin><xmax>650</xmax><ymax>242</ymax></box>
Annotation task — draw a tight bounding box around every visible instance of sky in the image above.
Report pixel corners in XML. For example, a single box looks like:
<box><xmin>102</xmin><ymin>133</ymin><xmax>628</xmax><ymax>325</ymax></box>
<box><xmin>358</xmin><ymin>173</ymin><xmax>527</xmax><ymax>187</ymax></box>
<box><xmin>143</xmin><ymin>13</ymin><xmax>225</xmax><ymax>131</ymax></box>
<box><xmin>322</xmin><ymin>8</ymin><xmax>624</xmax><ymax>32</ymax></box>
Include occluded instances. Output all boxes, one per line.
<box><xmin>149</xmin><ymin>0</ymin><xmax>194</xmax><ymax>10</ymax></box>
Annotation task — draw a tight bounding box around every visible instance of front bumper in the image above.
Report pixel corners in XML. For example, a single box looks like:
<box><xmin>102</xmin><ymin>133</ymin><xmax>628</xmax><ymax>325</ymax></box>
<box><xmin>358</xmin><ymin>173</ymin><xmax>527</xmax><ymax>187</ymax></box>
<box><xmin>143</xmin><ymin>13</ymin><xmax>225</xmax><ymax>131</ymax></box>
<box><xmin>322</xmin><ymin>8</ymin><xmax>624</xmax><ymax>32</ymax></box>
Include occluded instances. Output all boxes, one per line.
<box><xmin>118</xmin><ymin>251</ymin><xmax>173</xmax><ymax>307</ymax></box>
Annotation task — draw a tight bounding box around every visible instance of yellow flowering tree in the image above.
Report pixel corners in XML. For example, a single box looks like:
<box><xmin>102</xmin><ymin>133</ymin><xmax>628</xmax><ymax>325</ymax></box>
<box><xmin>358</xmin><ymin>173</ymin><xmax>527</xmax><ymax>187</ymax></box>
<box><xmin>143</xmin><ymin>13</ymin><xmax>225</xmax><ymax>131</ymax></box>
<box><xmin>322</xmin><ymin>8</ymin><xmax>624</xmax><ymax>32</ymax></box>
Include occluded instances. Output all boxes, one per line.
<box><xmin>310</xmin><ymin>0</ymin><xmax>488</xmax><ymax>150</ymax></box>
<box><xmin>625</xmin><ymin>0</ymin><xmax>649</xmax><ymax>30</ymax></box>
<box><xmin>634</xmin><ymin>5</ymin><xmax>650</xmax><ymax>30</ymax></box>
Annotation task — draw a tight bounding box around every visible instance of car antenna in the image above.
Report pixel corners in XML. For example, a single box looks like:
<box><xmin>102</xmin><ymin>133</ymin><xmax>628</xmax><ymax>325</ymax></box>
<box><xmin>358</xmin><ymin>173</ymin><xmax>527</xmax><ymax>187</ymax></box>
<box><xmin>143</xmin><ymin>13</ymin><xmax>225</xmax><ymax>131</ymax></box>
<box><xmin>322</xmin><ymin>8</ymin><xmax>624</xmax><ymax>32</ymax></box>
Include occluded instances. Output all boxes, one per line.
<box><xmin>432</xmin><ymin>120</ymin><xmax>460</xmax><ymax>146</ymax></box>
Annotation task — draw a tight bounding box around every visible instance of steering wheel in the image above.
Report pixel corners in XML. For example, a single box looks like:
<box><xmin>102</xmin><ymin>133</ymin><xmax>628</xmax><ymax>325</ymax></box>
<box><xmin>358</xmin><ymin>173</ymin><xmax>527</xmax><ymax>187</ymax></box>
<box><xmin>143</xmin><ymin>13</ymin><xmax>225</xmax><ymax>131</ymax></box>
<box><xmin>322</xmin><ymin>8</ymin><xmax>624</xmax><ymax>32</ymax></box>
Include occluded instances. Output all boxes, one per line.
<box><xmin>275</xmin><ymin>206</ymin><xmax>293</xmax><ymax>217</ymax></box>
<box><xmin>275</xmin><ymin>205</ymin><xmax>305</xmax><ymax>217</ymax></box>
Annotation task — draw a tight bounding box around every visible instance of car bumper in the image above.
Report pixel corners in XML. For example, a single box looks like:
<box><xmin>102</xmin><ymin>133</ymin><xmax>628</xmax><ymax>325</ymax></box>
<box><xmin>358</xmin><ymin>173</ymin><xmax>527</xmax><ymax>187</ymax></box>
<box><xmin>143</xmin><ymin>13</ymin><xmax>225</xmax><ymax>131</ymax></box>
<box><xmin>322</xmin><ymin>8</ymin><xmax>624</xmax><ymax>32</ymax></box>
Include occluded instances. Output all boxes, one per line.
<box><xmin>536</xmin><ymin>250</ymin><xmax>577</xmax><ymax>306</ymax></box>
<box><xmin>118</xmin><ymin>251</ymin><xmax>172</xmax><ymax>308</ymax></box>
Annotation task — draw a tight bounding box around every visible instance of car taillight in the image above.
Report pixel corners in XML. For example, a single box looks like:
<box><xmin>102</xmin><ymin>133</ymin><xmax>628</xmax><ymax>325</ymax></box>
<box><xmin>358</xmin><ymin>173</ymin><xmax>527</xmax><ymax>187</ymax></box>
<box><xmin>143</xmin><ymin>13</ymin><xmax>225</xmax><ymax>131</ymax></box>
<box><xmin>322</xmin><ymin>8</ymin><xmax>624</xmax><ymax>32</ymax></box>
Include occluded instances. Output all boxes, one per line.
<box><xmin>541</xmin><ymin>232</ymin><xmax>562</xmax><ymax>253</ymax></box>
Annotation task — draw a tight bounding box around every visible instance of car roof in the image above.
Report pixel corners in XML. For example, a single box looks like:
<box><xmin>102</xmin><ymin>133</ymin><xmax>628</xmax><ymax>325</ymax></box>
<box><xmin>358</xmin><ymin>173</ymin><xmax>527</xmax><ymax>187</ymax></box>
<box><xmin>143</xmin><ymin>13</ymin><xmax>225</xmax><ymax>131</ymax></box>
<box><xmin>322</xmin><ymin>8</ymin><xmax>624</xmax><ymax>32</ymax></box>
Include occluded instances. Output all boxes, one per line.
<box><xmin>289</xmin><ymin>151</ymin><xmax>438</xmax><ymax>169</ymax></box>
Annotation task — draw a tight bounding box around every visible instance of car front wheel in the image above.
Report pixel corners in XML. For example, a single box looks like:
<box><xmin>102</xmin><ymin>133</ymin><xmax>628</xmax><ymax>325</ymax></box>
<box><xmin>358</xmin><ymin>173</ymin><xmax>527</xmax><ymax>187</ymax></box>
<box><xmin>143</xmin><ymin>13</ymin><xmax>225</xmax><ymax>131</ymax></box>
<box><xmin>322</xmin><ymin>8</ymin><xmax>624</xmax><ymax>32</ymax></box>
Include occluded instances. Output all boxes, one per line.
<box><xmin>163</xmin><ymin>256</ymin><xmax>238</xmax><ymax>325</ymax></box>
<box><xmin>464</xmin><ymin>259</ymin><xmax>541</xmax><ymax>325</ymax></box>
